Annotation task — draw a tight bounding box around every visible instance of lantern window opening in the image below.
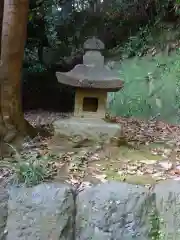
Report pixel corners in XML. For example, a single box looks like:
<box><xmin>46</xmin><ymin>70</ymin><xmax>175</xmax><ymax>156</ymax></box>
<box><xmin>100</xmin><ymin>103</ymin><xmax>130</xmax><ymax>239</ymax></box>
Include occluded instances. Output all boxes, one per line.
<box><xmin>83</xmin><ymin>97</ymin><xmax>98</xmax><ymax>112</ymax></box>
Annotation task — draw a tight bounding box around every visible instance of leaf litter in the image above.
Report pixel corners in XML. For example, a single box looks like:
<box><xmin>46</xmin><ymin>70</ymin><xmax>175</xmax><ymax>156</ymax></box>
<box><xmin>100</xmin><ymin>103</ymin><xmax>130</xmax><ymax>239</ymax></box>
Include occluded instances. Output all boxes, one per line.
<box><xmin>2</xmin><ymin>111</ymin><xmax>180</xmax><ymax>187</ymax></box>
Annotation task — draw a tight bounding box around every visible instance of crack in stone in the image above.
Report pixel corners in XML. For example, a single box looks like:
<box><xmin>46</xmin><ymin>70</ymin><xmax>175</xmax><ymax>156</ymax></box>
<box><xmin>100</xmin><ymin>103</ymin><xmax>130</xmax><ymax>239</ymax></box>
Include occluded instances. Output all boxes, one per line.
<box><xmin>70</xmin><ymin>187</ymin><xmax>78</xmax><ymax>240</ymax></box>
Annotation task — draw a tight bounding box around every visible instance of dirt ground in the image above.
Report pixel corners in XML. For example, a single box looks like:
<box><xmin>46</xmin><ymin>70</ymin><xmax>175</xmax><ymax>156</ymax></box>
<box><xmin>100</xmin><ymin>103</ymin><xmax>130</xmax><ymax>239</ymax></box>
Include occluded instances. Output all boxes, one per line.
<box><xmin>2</xmin><ymin>110</ymin><xmax>180</xmax><ymax>187</ymax></box>
<box><xmin>43</xmin><ymin>134</ymin><xmax>179</xmax><ymax>186</ymax></box>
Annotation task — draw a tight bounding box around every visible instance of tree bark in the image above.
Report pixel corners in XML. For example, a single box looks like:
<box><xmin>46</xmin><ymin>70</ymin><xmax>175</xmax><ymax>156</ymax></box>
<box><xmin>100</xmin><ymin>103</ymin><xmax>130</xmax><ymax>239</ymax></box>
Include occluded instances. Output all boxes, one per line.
<box><xmin>0</xmin><ymin>0</ymin><xmax>4</xmax><ymax>56</ymax></box>
<box><xmin>0</xmin><ymin>0</ymin><xmax>7</xmax><ymax>144</ymax></box>
<box><xmin>0</xmin><ymin>0</ymin><xmax>35</xmax><ymax>143</ymax></box>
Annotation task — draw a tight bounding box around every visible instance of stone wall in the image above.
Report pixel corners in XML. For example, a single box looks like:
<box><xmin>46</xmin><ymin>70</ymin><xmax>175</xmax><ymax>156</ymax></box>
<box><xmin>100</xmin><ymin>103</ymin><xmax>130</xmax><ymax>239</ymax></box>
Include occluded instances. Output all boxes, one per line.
<box><xmin>1</xmin><ymin>180</ymin><xmax>180</xmax><ymax>239</ymax></box>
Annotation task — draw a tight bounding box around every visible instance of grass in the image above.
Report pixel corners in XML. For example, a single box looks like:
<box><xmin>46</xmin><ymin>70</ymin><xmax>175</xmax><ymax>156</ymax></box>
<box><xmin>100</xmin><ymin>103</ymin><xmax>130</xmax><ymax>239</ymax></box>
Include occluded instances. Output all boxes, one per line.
<box><xmin>13</xmin><ymin>157</ymin><xmax>53</xmax><ymax>187</ymax></box>
<box><xmin>108</xmin><ymin>23</ymin><xmax>180</xmax><ymax>124</ymax></box>
<box><xmin>109</xmin><ymin>51</ymin><xmax>180</xmax><ymax>124</ymax></box>
<box><xmin>0</xmin><ymin>144</ymin><xmax>56</xmax><ymax>187</ymax></box>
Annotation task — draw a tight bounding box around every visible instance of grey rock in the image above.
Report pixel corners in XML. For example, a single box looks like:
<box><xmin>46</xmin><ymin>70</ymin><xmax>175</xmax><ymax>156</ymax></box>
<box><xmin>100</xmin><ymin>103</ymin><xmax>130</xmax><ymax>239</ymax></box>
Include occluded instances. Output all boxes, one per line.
<box><xmin>0</xmin><ymin>185</ymin><xmax>8</xmax><ymax>240</ymax></box>
<box><xmin>83</xmin><ymin>51</ymin><xmax>104</xmax><ymax>68</ymax></box>
<box><xmin>76</xmin><ymin>181</ymin><xmax>152</xmax><ymax>240</ymax></box>
<box><xmin>83</xmin><ymin>37</ymin><xmax>105</xmax><ymax>51</ymax></box>
<box><xmin>56</xmin><ymin>37</ymin><xmax>123</xmax><ymax>91</ymax></box>
<box><xmin>154</xmin><ymin>180</ymin><xmax>180</xmax><ymax>239</ymax></box>
<box><xmin>56</xmin><ymin>64</ymin><xmax>123</xmax><ymax>90</ymax></box>
<box><xmin>53</xmin><ymin>118</ymin><xmax>121</xmax><ymax>141</ymax></box>
<box><xmin>6</xmin><ymin>183</ymin><xmax>74</xmax><ymax>240</ymax></box>
<box><xmin>6</xmin><ymin>179</ymin><xmax>180</xmax><ymax>240</ymax></box>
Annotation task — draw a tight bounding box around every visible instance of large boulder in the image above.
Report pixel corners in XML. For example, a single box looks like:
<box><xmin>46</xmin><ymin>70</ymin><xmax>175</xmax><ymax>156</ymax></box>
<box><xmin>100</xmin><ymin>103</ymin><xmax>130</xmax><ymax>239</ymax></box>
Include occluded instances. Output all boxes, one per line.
<box><xmin>4</xmin><ymin>180</ymin><xmax>180</xmax><ymax>239</ymax></box>
<box><xmin>0</xmin><ymin>185</ymin><xmax>8</xmax><ymax>240</ymax></box>
<box><xmin>6</xmin><ymin>183</ymin><xmax>74</xmax><ymax>240</ymax></box>
<box><xmin>154</xmin><ymin>180</ymin><xmax>180</xmax><ymax>239</ymax></box>
<box><xmin>76</xmin><ymin>181</ymin><xmax>152</xmax><ymax>239</ymax></box>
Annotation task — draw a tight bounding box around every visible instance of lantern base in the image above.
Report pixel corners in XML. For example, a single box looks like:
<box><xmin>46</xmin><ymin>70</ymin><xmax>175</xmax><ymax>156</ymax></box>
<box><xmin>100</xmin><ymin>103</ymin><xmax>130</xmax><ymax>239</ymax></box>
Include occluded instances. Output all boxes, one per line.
<box><xmin>53</xmin><ymin>117</ymin><xmax>121</xmax><ymax>141</ymax></box>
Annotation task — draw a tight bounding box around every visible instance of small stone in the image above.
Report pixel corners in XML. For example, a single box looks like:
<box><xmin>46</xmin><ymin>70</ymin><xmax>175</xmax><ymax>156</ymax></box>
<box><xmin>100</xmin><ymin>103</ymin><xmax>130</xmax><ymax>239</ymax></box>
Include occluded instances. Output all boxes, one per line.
<box><xmin>153</xmin><ymin>172</ymin><xmax>166</xmax><ymax>181</ymax></box>
<box><xmin>95</xmin><ymin>164</ymin><xmax>101</xmax><ymax>167</ymax></box>
<box><xmin>128</xmin><ymin>165</ymin><xmax>138</xmax><ymax>171</ymax></box>
<box><xmin>91</xmin><ymin>154</ymin><xmax>100</xmax><ymax>161</ymax></box>
<box><xmin>164</xmin><ymin>148</ymin><xmax>172</xmax><ymax>155</ymax></box>
<box><xmin>136</xmin><ymin>170</ymin><xmax>144</xmax><ymax>175</ymax></box>
<box><xmin>145</xmin><ymin>168</ymin><xmax>154</xmax><ymax>174</ymax></box>
<box><xmin>159</xmin><ymin>161</ymin><xmax>172</xmax><ymax>170</ymax></box>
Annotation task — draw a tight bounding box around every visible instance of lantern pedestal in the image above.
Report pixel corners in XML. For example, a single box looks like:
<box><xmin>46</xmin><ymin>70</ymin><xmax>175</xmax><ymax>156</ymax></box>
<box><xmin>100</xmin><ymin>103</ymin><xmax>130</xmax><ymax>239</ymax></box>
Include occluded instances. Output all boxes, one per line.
<box><xmin>53</xmin><ymin>117</ymin><xmax>121</xmax><ymax>141</ymax></box>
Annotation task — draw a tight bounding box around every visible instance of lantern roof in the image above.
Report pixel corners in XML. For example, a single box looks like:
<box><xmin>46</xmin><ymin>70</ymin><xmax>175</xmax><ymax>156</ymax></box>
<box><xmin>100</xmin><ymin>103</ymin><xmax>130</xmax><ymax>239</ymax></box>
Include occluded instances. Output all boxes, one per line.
<box><xmin>56</xmin><ymin>37</ymin><xmax>123</xmax><ymax>91</ymax></box>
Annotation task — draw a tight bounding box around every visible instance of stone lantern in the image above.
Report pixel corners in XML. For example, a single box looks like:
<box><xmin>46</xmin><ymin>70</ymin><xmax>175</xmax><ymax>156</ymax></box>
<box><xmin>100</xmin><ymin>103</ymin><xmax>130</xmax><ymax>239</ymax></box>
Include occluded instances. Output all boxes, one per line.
<box><xmin>54</xmin><ymin>37</ymin><xmax>123</xmax><ymax>140</ymax></box>
<box><xmin>56</xmin><ymin>37</ymin><xmax>123</xmax><ymax>119</ymax></box>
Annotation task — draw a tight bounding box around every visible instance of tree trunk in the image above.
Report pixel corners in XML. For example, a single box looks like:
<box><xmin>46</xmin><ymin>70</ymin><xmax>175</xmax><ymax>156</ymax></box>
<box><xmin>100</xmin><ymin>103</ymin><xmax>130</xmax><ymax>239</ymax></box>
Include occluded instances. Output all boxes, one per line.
<box><xmin>0</xmin><ymin>0</ymin><xmax>4</xmax><ymax>56</ymax></box>
<box><xmin>0</xmin><ymin>0</ymin><xmax>35</xmax><ymax>143</ymax></box>
<box><xmin>1</xmin><ymin>0</ymin><xmax>35</xmax><ymax>142</ymax></box>
<box><xmin>0</xmin><ymin>0</ymin><xmax>7</xmax><ymax>144</ymax></box>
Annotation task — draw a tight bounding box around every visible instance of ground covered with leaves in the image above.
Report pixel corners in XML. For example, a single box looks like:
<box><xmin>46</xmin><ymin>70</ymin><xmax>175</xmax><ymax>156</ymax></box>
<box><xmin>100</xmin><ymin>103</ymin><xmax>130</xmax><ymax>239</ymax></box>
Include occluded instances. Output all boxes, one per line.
<box><xmin>1</xmin><ymin>110</ymin><xmax>180</xmax><ymax>188</ymax></box>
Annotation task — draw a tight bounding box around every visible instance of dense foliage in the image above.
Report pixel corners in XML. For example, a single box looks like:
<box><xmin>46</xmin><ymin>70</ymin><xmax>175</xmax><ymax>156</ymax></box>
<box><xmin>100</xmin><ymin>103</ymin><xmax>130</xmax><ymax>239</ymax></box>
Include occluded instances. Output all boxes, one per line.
<box><xmin>22</xmin><ymin>0</ymin><xmax>180</xmax><ymax>121</ymax></box>
<box><xmin>25</xmin><ymin>0</ymin><xmax>176</xmax><ymax>72</ymax></box>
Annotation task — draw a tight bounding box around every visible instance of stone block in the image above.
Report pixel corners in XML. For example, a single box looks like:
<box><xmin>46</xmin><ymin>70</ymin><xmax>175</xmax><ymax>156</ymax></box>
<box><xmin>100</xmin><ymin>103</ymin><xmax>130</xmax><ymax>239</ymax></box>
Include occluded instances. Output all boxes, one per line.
<box><xmin>83</xmin><ymin>51</ymin><xmax>104</xmax><ymax>67</ymax></box>
<box><xmin>83</xmin><ymin>37</ymin><xmax>105</xmax><ymax>51</ymax></box>
<box><xmin>154</xmin><ymin>180</ymin><xmax>180</xmax><ymax>239</ymax></box>
<box><xmin>6</xmin><ymin>183</ymin><xmax>74</xmax><ymax>240</ymax></box>
<box><xmin>76</xmin><ymin>181</ymin><xmax>151</xmax><ymax>239</ymax></box>
<box><xmin>53</xmin><ymin>117</ymin><xmax>121</xmax><ymax>141</ymax></box>
<box><xmin>0</xmin><ymin>186</ymin><xmax>8</xmax><ymax>240</ymax></box>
